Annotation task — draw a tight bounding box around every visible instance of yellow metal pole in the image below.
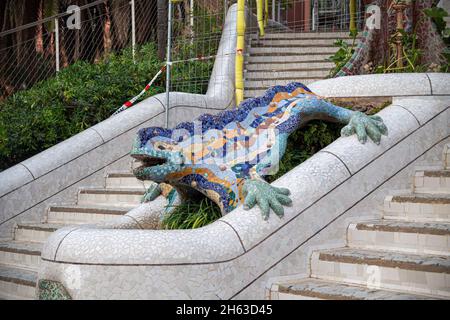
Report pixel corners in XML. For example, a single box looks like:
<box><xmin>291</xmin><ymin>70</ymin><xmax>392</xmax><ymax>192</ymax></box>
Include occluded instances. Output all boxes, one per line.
<box><xmin>235</xmin><ymin>0</ymin><xmax>245</xmax><ymax>105</ymax></box>
<box><xmin>264</xmin><ymin>0</ymin><xmax>269</xmax><ymax>27</ymax></box>
<box><xmin>257</xmin><ymin>0</ymin><xmax>265</xmax><ymax>36</ymax></box>
<box><xmin>349</xmin><ymin>0</ymin><xmax>357</xmax><ymax>35</ymax></box>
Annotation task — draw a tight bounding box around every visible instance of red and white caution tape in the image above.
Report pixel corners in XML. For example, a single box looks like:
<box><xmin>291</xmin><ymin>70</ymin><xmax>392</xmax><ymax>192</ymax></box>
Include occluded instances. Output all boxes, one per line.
<box><xmin>111</xmin><ymin>51</ymin><xmax>242</xmax><ymax>117</ymax></box>
<box><xmin>112</xmin><ymin>65</ymin><xmax>166</xmax><ymax>116</ymax></box>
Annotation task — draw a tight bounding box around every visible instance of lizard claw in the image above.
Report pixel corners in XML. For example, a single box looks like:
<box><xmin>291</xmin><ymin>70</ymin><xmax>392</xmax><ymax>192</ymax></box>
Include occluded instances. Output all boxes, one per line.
<box><xmin>141</xmin><ymin>182</ymin><xmax>162</xmax><ymax>203</ymax></box>
<box><xmin>243</xmin><ymin>179</ymin><xmax>292</xmax><ymax>220</ymax></box>
<box><xmin>341</xmin><ymin>112</ymin><xmax>388</xmax><ymax>145</ymax></box>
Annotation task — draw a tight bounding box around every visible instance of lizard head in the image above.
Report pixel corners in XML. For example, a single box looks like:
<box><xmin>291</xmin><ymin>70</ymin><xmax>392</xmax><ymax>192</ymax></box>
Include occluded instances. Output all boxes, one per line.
<box><xmin>131</xmin><ymin>127</ymin><xmax>184</xmax><ymax>183</ymax></box>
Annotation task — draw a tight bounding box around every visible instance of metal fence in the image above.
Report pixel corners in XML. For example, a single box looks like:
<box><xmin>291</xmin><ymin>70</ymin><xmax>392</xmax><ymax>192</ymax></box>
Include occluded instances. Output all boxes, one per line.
<box><xmin>168</xmin><ymin>0</ymin><xmax>232</xmax><ymax>94</ymax></box>
<box><xmin>0</xmin><ymin>0</ymin><xmax>366</xmax><ymax>103</ymax></box>
<box><xmin>166</xmin><ymin>0</ymin><xmax>366</xmax><ymax>105</ymax></box>
<box><xmin>0</xmin><ymin>0</ymin><xmax>157</xmax><ymax>101</ymax></box>
<box><xmin>248</xmin><ymin>0</ymin><xmax>366</xmax><ymax>32</ymax></box>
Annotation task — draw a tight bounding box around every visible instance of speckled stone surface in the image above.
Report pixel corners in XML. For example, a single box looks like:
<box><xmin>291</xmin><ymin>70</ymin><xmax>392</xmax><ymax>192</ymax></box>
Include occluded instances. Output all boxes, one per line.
<box><xmin>48</xmin><ymin>204</ymin><xmax>129</xmax><ymax>215</ymax></box>
<box><xmin>320</xmin><ymin>105</ymin><xmax>419</xmax><ymax>175</ymax></box>
<box><xmin>37</xmin><ymin>112</ymin><xmax>449</xmax><ymax>299</ymax></box>
<box><xmin>392</xmin><ymin>193</ymin><xmax>450</xmax><ymax>204</ymax></box>
<box><xmin>277</xmin><ymin>279</ymin><xmax>436</xmax><ymax>300</ymax></box>
<box><xmin>355</xmin><ymin>220</ymin><xmax>450</xmax><ymax>235</ymax></box>
<box><xmin>423</xmin><ymin>170</ymin><xmax>450</xmax><ymax>177</ymax></box>
<box><xmin>392</xmin><ymin>96</ymin><xmax>450</xmax><ymax>125</ymax></box>
<box><xmin>0</xmin><ymin>266</ymin><xmax>36</xmax><ymax>287</ymax></box>
<box><xmin>42</xmin><ymin>221</ymin><xmax>244</xmax><ymax>265</ymax></box>
<box><xmin>17</xmin><ymin>223</ymin><xmax>65</xmax><ymax>232</ymax></box>
<box><xmin>309</xmin><ymin>74</ymin><xmax>435</xmax><ymax>98</ymax></box>
<box><xmin>0</xmin><ymin>165</ymin><xmax>34</xmax><ymax>198</ymax></box>
<box><xmin>318</xmin><ymin>248</ymin><xmax>450</xmax><ymax>273</ymax></box>
<box><xmin>0</xmin><ymin>241</ymin><xmax>42</xmax><ymax>255</ymax></box>
<box><xmin>426</xmin><ymin>73</ymin><xmax>450</xmax><ymax>96</ymax></box>
<box><xmin>36</xmin><ymin>93</ymin><xmax>450</xmax><ymax>299</ymax></box>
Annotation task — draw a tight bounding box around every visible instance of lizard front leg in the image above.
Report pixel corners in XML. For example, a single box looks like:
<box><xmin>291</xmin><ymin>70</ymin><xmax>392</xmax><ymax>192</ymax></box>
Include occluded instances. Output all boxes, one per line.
<box><xmin>141</xmin><ymin>181</ymin><xmax>181</xmax><ymax>219</ymax></box>
<box><xmin>242</xmin><ymin>133</ymin><xmax>293</xmax><ymax>220</ymax></box>
<box><xmin>242</xmin><ymin>176</ymin><xmax>292</xmax><ymax>220</ymax></box>
<box><xmin>341</xmin><ymin>112</ymin><xmax>388</xmax><ymax>145</ymax></box>
<box><xmin>98</xmin><ymin>182</ymin><xmax>181</xmax><ymax>229</ymax></box>
<box><xmin>295</xmin><ymin>97</ymin><xmax>388</xmax><ymax>144</ymax></box>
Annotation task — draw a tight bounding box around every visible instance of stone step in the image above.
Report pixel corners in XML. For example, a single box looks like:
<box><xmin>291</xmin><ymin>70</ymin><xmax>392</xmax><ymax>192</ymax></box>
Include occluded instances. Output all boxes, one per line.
<box><xmin>444</xmin><ymin>144</ymin><xmax>450</xmax><ymax>170</ymax></box>
<box><xmin>244</xmin><ymin>69</ymin><xmax>329</xmax><ymax>81</ymax></box>
<box><xmin>14</xmin><ymin>223</ymin><xmax>65</xmax><ymax>243</ymax></box>
<box><xmin>383</xmin><ymin>193</ymin><xmax>450</xmax><ymax>222</ymax></box>
<box><xmin>413</xmin><ymin>170</ymin><xmax>450</xmax><ymax>194</ymax></box>
<box><xmin>311</xmin><ymin>248</ymin><xmax>450</xmax><ymax>298</ymax></box>
<box><xmin>251</xmin><ymin>38</ymin><xmax>355</xmax><ymax>47</ymax></box>
<box><xmin>249</xmin><ymin>32</ymin><xmax>353</xmax><ymax>40</ymax></box>
<box><xmin>244</xmin><ymin>82</ymin><xmax>322</xmax><ymax>99</ymax></box>
<box><xmin>77</xmin><ymin>188</ymin><xmax>144</xmax><ymax>207</ymax></box>
<box><xmin>47</xmin><ymin>204</ymin><xmax>130</xmax><ymax>224</ymax></box>
<box><xmin>0</xmin><ymin>266</ymin><xmax>37</xmax><ymax>300</ymax></box>
<box><xmin>0</xmin><ymin>241</ymin><xmax>42</xmax><ymax>271</ymax></box>
<box><xmin>105</xmin><ymin>171</ymin><xmax>152</xmax><ymax>189</ymax></box>
<box><xmin>245</xmin><ymin>78</ymin><xmax>322</xmax><ymax>96</ymax></box>
<box><xmin>245</xmin><ymin>61</ymin><xmax>334</xmax><ymax>72</ymax></box>
<box><xmin>246</xmin><ymin>54</ymin><xmax>331</xmax><ymax>64</ymax></box>
<box><xmin>270</xmin><ymin>278</ymin><xmax>436</xmax><ymax>300</ymax></box>
<box><xmin>348</xmin><ymin>220</ymin><xmax>450</xmax><ymax>256</ymax></box>
<box><xmin>249</xmin><ymin>46</ymin><xmax>338</xmax><ymax>56</ymax></box>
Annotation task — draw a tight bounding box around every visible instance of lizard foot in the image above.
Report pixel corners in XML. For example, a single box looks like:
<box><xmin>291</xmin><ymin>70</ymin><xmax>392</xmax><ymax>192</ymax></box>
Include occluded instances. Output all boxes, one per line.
<box><xmin>243</xmin><ymin>179</ymin><xmax>292</xmax><ymax>220</ymax></box>
<box><xmin>341</xmin><ymin>112</ymin><xmax>388</xmax><ymax>145</ymax></box>
<box><xmin>141</xmin><ymin>182</ymin><xmax>162</xmax><ymax>203</ymax></box>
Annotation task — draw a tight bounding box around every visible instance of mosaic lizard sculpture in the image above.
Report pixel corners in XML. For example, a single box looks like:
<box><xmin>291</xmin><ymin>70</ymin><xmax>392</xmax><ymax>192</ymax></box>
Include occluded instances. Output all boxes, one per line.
<box><xmin>131</xmin><ymin>83</ymin><xmax>388</xmax><ymax>220</ymax></box>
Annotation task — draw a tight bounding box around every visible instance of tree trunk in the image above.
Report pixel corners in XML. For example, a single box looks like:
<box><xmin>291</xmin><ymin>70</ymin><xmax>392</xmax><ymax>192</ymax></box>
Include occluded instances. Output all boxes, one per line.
<box><xmin>13</xmin><ymin>0</ymin><xmax>26</xmax><ymax>64</ymax></box>
<box><xmin>157</xmin><ymin>0</ymin><xmax>168</xmax><ymax>60</ymax></box>
<box><xmin>35</xmin><ymin>0</ymin><xmax>44</xmax><ymax>53</ymax></box>
<box><xmin>136</xmin><ymin>0</ymin><xmax>157</xmax><ymax>44</ymax></box>
<box><xmin>110</xmin><ymin>0</ymin><xmax>130</xmax><ymax>49</ymax></box>
<box><xmin>103</xmin><ymin>1</ymin><xmax>112</xmax><ymax>57</ymax></box>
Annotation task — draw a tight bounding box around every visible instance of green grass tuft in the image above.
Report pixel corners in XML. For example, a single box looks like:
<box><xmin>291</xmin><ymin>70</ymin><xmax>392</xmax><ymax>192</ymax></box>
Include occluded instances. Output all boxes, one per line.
<box><xmin>162</xmin><ymin>197</ymin><xmax>222</xmax><ymax>230</ymax></box>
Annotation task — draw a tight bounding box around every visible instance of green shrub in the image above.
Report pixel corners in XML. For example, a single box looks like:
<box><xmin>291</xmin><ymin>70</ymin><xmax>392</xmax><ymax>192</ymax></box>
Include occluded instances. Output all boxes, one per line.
<box><xmin>266</xmin><ymin>121</ymin><xmax>342</xmax><ymax>183</ymax></box>
<box><xmin>0</xmin><ymin>43</ymin><xmax>165</xmax><ymax>171</ymax></box>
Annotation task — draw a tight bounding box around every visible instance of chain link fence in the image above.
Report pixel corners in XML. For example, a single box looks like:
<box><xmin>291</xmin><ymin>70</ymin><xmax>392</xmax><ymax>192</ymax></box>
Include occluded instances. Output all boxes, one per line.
<box><xmin>246</xmin><ymin>0</ymin><xmax>366</xmax><ymax>33</ymax></box>
<box><xmin>166</xmin><ymin>0</ymin><xmax>366</xmax><ymax>101</ymax></box>
<box><xmin>168</xmin><ymin>0</ymin><xmax>234</xmax><ymax>94</ymax></box>
<box><xmin>0</xmin><ymin>0</ymin><xmax>366</xmax><ymax>102</ymax></box>
<box><xmin>0</xmin><ymin>0</ymin><xmax>157</xmax><ymax>101</ymax></box>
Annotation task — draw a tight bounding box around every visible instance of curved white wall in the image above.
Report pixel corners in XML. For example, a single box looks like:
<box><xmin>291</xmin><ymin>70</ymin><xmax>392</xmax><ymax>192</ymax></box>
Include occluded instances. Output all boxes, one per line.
<box><xmin>38</xmin><ymin>73</ymin><xmax>450</xmax><ymax>299</ymax></box>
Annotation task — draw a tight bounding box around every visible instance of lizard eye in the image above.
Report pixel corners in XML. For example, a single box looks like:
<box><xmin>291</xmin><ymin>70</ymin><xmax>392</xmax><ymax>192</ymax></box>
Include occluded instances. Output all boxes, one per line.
<box><xmin>158</xmin><ymin>145</ymin><xmax>166</xmax><ymax>150</ymax></box>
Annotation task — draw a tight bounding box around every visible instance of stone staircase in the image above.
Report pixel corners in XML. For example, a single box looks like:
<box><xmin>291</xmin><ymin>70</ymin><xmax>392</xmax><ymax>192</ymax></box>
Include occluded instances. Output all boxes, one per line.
<box><xmin>269</xmin><ymin>145</ymin><xmax>450</xmax><ymax>300</ymax></box>
<box><xmin>0</xmin><ymin>169</ymin><xmax>149</xmax><ymax>300</ymax></box>
<box><xmin>244</xmin><ymin>32</ymin><xmax>357</xmax><ymax>99</ymax></box>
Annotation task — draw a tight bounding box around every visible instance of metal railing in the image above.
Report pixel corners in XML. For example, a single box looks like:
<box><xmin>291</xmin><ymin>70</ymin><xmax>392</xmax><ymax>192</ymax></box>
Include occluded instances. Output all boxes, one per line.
<box><xmin>233</xmin><ymin>0</ymin><xmax>366</xmax><ymax>104</ymax></box>
<box><xmin>247</xmin><ymin>0</ymin><xmax>366</xmax><ymax>33</ymax></box>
